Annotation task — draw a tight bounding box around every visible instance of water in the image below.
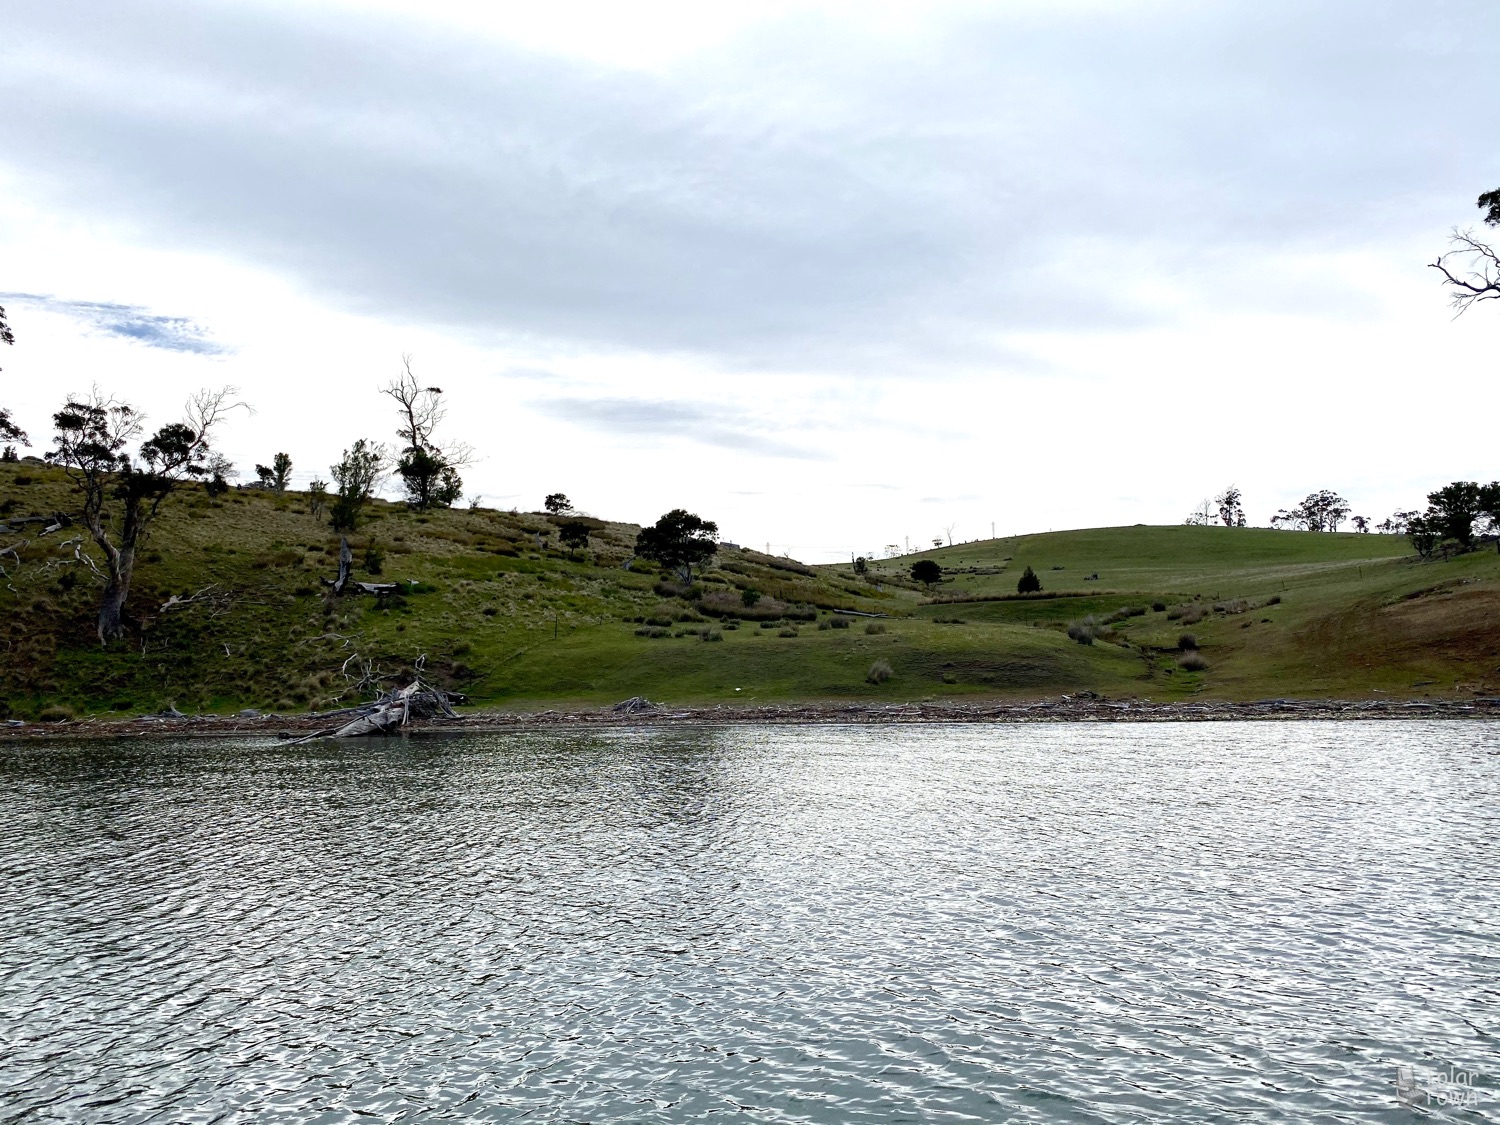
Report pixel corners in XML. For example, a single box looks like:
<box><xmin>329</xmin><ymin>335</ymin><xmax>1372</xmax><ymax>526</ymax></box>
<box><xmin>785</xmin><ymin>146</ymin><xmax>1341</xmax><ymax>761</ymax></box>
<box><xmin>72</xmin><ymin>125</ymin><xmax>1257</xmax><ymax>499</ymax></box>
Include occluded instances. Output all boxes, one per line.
<box><xmin>1</xmin><ymin>722</ymin><xmax>1496</xmax><ymax>1123</ymax></box>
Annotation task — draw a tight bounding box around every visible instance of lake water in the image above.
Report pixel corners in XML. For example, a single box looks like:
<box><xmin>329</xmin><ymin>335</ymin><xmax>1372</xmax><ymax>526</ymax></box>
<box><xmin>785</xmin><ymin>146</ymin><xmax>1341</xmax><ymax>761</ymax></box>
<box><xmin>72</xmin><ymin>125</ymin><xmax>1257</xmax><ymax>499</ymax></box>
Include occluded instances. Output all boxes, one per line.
<box><xmin>2</xmin><ymin>722</ymin><xmax>1496</xmax><ymax>1123</ymax></box>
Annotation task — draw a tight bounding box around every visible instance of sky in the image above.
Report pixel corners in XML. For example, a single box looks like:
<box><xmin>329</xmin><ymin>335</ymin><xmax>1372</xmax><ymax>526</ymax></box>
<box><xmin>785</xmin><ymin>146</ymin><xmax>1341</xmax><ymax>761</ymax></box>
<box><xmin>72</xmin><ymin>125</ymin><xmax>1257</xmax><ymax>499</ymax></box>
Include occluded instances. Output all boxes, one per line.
<box><xmin>1</xmin><ymin>0</ymin><xmax>1497</xmax><ymax>561</ymax></box>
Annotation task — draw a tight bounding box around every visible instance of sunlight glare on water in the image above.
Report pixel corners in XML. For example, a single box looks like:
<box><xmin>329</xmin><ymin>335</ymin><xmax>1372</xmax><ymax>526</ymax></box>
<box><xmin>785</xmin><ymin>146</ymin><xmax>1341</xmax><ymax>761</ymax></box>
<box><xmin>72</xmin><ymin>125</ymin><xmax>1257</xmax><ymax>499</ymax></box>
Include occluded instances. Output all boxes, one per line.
<box><xmin>1</xmin><ymin>721</ymin><xmax>1496</xmax><ymax>1122</ymax></box>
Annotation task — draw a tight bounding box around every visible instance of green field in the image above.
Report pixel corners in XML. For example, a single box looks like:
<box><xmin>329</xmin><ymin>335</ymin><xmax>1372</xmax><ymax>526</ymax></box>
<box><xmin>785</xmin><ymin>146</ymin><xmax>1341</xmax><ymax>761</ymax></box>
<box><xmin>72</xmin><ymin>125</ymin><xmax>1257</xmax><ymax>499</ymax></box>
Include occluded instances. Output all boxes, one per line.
<box><xmin>3</xmin><ymin>461</ymin><xmax>1498</xmax><ymax>718</ymax></box>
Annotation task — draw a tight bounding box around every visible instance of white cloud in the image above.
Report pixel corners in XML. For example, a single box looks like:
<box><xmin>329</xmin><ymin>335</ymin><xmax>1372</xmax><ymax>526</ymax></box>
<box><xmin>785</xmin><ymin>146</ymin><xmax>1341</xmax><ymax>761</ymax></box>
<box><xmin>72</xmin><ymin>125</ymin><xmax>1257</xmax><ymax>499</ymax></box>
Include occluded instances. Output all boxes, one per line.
<box><xmin>1</xmin><ymin>0</ymin><xmax>1497</xmax><ymax>559</ymax></box>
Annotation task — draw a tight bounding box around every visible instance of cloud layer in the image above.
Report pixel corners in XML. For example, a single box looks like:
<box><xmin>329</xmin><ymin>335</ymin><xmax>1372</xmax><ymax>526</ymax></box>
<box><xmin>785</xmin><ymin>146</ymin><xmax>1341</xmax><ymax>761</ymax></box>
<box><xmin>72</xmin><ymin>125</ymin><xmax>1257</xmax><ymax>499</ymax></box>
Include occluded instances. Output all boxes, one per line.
<box><xmin>3</xmin><ymin>1</ymin><xmax>1495</xmax><ymax>377</ymax></box>
<box><xmin>1</xmin><ymin>294</ymin><xmax>228</xmax><ymax>355</ymax></box>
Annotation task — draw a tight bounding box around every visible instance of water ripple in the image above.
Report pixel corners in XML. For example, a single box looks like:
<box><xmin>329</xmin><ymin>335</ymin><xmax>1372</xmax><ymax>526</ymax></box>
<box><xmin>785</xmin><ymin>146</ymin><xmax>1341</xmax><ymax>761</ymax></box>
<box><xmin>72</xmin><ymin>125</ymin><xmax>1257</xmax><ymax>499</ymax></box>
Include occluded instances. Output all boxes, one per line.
<box><xmin>1</xmin><ymin>721</ymin><xmax>1497</xmax><ymax>1122</ymax></box>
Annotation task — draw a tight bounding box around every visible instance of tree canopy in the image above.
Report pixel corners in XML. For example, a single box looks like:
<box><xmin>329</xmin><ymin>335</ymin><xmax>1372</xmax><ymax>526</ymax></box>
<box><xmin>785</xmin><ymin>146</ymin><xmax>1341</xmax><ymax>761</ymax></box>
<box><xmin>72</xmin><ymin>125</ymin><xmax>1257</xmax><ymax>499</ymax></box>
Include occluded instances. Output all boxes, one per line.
<box><xmin>635</xmin><ymin>509</ymin><xmax>718</xmax><ymax>582</ymax></box>
<box><xmin>1016</xmin><ymin>565</ymin><xmax>1042</xmax><ymax>594</ymax></box>
<box><xmin>910</xmin><ymin>559</ymin><xmax>942</xmax><ymax>587</ymax></box>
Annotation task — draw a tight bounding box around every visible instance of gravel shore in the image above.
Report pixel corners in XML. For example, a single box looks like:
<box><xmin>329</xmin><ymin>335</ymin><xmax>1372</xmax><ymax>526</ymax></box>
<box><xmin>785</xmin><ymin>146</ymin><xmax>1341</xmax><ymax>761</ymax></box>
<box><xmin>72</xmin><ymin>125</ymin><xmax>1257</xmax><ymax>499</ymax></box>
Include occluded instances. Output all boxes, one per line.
<box><xmin>5</xmin><ymin>694</ymin><xmax>1499</xmax><ymax>740</ymax></box>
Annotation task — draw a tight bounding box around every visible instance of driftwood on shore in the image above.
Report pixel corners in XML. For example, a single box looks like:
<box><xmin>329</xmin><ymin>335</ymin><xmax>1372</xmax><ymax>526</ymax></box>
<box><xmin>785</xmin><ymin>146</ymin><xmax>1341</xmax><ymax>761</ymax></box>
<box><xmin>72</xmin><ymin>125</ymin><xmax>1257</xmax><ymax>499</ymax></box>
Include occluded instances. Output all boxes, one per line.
<box><xmin>283</xmin><ymin>679</ymin><xmax>467</xmax><ymax>743</ymax></box>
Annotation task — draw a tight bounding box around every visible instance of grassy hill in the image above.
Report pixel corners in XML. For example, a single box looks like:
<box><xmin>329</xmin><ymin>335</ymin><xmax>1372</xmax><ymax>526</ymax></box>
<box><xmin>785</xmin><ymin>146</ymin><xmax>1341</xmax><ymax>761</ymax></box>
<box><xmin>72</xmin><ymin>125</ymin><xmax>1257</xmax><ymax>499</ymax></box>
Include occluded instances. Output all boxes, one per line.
<box><xmin>3</xmin><ymin>461</ymin><xmax>1498</xmax><ymax>719</ymax></box>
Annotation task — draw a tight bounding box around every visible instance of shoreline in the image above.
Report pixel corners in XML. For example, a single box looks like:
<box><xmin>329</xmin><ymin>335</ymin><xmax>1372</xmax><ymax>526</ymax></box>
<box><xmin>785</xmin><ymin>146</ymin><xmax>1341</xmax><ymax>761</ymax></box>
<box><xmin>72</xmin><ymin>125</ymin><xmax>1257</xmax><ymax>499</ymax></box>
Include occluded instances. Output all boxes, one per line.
<box><xmin>4</xmin><ymin>695</ymin><xmax>1499</xmax><ymax>740</ymax></box>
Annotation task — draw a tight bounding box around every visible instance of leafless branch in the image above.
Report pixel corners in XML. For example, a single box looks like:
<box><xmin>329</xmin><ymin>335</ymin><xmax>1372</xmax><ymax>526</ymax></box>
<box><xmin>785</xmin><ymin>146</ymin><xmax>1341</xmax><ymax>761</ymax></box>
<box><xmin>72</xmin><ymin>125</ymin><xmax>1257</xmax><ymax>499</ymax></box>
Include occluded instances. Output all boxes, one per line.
<box><xmin>1430</xmin><ymin>228</ymin><xmax>1500</xmax><ymax>315</ymax></box>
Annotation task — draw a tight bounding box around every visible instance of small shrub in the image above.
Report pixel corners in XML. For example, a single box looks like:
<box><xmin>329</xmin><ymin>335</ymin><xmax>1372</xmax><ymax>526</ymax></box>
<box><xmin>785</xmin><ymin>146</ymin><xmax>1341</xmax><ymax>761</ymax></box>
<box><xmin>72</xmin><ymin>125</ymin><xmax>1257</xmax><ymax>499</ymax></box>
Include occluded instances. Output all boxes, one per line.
<box><xmin>1166</xmin><ymin>607</ymin><xmax>1184</xmax><ymax>620</ymax></box>
<box><xmin>38</xmin><ymin>704</ymin><xmax>75</xmax><ymax>723</ymax></box>
<box><xmin>760</xmin><ymin>620</ymin><xmax>779</xmax><ymax>629</ymax></box>
<box><xmin>363</xmin><ymin>545</ymin><xmax>385</xmax><ymax>575</ymax></box>
<box><xmin>699</xmin><ymin>626</ymin><xmax>723</xmax><ymax>642</ymax></box>
<box><xmin>482</xmin><ymin>606</ymin><xmax>498</xmax><ymax>616</ymax></box>
<box><xmin>722</xmin><ymin>621</ymin><xmax>739</xmax><ymax>630</ymax></box>
<box><xmin>942</xmin><ymin>672</ymin><xmax>958</xmax><ymax>684</ymax></box>
<box><xmin>866</xmin><ymin>659</ymin><xmax>894</xmax><ymax>684</ymax></box>
<box><xmin>864</xmin><ymin>621</ymin><xmax>887</xmax><ymax>635</ymax></box>
<box><xmin>778</xmin><ymin>626</ymin><xmax>799</xmax><ymax>637</ymax></box>
<box><xmin>1152</xmin><ymin>601</ymin><xmax>1166</xmax><ymax>612</ymax></box>
<box><xmin>1178</xmin><ymin>651</ymin><xmax>1209</xmax><ymax>672</ymax></box>
<box><xmin>1067</xmin><ymin>622</ymin><xmax>1096</xmax><ymax>645</ymax></box>
<box><xmin>829</xmin><ymin>616</ymin><xmax>851</xmax><ymax>629</ymax></box>
<box><xmin>817</xmin><ymin>619</ymin><xmax>832</xmax><ymax>630</ymax></box>
<box><xmin>1178</xmin><ymin>633</ymin><xmax>1198</xmax><ymax>650</ymax></box>
<box><xmin>1267</xmin><ymin>594</ymin><xmax>1282</xmax><ymax>605</ymax></box>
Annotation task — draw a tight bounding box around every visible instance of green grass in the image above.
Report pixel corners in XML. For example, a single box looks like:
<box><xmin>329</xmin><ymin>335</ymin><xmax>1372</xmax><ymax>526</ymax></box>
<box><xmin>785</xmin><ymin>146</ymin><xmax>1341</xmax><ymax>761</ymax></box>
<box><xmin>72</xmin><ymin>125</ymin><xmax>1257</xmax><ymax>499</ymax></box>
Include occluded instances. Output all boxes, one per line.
<box><xmin>3</xmin><ymin>461</ymin><xmax>1498</xmax><ymax>718</ymax></box>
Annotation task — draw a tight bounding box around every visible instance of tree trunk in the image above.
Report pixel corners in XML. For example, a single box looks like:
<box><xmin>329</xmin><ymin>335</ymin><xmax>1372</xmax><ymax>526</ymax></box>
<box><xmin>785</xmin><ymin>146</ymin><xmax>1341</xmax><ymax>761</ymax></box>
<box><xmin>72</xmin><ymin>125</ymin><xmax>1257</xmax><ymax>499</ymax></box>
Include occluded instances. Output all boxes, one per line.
<box><xmin>97</xmin><ymin>547</ymin><xmax>134</xmax><ymax>643</ymax></box>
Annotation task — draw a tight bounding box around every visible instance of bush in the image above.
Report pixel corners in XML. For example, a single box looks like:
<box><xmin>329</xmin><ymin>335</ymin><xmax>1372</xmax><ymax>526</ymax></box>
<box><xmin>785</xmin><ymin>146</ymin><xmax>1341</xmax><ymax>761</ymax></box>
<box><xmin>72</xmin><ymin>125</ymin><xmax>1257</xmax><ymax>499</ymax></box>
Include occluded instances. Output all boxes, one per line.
<box><xmin>817</xmin><ymin>619</ymin><xmax>832</xmax><ymax>630</ymax></box>
<box><xmin>38</xmin><ymin>704</ymin><xmax>75</xmax><ymax>723</ymax></box>
<box><xmin>1067</xmin><ymin>622</ymin><xmax>1096</xmax><ymax>645</ymax></box>
<box><xmin>1016</xmin><ymin>565</ymin><xmax>1042</xmax><ymax>594</ymax></box>
<box><xmin>865</xmin><ymin>621</ymin><xmax>887</xmax><ymax>635</ymax></box>
<box><xmin>829</xmin><ymin>615</ymin><xmax>851</xmax><ymax>629</ymax></box>
<box><xmin>1267</xmin><ymin>594</ymin><xmax>1282</xmax><ymax>605</ymax></box>
<box><xmin>1178</xmin><ymin>651</ymin><xmax>1209</xmax><ymax>672</ymax></box>
<box><xmin>760</xmin><ymin>620</ymin><xmax>780</xmax><ymax>629</ymax></box>
<box><xmin>1152</xmin><ymin>601</ymin><xmax>1166</xmax><ymax>612</ymax></box>
<box><xmin>699</xmin><ymin>626</ymin><xmax>723</xmax><ymax>642</ymax></box>
<box><xmin>866</xmin><ymin>659</ymin><xmax>894</xmax><ymax>684</ymax></box>
<box><xmin>1178</xmin><ymin>633</ymin><xmax>1198</xmax><ymax>650</ymax></box>
<box><xmin>778</xmin><ymin>626</ymin><xmax>799</xmax><ymax>637</ymax></box>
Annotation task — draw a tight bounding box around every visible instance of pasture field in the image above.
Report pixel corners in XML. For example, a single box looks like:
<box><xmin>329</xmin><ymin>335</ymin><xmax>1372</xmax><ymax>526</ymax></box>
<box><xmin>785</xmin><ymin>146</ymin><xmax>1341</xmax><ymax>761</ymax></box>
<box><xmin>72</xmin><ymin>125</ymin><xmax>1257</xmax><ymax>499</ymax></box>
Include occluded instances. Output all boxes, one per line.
<box><xmin>3</xmin><ymin>460</ymin><xmax>1497</xmax><ymax>718</ymax></box>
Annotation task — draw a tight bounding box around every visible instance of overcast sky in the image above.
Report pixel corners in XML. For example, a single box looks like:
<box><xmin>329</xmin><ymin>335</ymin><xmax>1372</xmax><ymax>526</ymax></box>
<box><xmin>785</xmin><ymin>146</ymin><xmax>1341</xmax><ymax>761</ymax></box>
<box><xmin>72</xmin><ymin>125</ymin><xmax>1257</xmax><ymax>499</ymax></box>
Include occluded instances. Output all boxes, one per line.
<box><xmin>2</xmin><ymin>0</ymin><xmax>1497</xmax><ymax>559</ymax></box>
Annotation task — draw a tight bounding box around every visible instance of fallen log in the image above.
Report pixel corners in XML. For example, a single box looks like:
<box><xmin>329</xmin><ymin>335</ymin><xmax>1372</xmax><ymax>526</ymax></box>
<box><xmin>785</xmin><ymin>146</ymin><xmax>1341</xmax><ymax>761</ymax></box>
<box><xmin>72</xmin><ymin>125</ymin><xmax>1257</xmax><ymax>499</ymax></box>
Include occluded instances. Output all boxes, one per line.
<box><xmin>282</xmin><ymin>678</ymin><xmax>465</xmax><ymax>744</ymax></box>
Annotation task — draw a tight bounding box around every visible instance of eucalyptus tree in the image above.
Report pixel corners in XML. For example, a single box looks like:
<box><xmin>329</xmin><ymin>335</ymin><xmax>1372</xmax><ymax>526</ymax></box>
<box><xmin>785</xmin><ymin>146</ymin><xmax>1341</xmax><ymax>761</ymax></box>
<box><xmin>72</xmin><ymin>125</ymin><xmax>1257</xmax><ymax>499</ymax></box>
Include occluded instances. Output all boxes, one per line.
<box><xmin>47</xmin><ymin>386</ymin><xmax>246</xmax><ymax>643</ymax></box>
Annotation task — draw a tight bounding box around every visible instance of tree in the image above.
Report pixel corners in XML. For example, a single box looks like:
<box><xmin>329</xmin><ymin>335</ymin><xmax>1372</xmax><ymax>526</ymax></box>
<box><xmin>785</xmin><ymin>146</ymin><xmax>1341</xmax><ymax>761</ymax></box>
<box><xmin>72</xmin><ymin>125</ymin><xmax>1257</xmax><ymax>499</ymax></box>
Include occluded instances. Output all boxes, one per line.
<box><xmin>545</xmin><ymin>493</ymin><xmax>573</xmax><ymax>515</ymax></box>
<box><xmin>1474</xmin><ymin>481</ymin><xmax>1500</xmax><ymax>553</ymax></box>
<box><xmin>204</xmin><ymin>451</ymin><xmax>235</xmax><ymax>497</ymax></box>
<box><xmin>853</xmin><ymin>556</ymin><xmax>868</xmax><ymax>575</ymax></box>
<box><xmin>741</xmin><ymin>587</ymin><xmax>762</xmax><ymax>607</ymax></box>
<box><xmin>1430</xmin><ymin>188</ymin><xmax>1500</xmax><ymax>314</ymax></box>
<box><xmin>1271</xmin><ymin>490</ymin><xmax>1349</xmax><ymax>532</ymax></box>
<box><xmin>1351</xmin><ymin>515</ymin><xmax>1369</xmax><ymax>534</ymax></box>
<box><xmin>47</xmin><ymin>386</ymin><xmax>245</xmax><ymax>643</ymax></box>
<box><xmin>307</xmin><ymin>478</ymin><xmax>329</xmax><ymax>519</ymax></box>
<box><xmin>1378</xmin><ymin>510</ymin><xmax>1417</xmax><ymax>535</ymax></box>
<box><xmin>329</xmin><ymin>439</ymin><xmax>387</xmax><ymax>531</ymax></box>
<box><xmin>911</xmin><ymin>559</ymin><xmax>942</xmax><ymax>588</ymax></box>
<box><xmin>635</xmin><ymin>509</ymin><xmax>718</xmax><ymax>583</ymax></box>
<box><xmin>382</xmin><ymin>356</ymin><xmax>471</xmax><ymax>511</ymax></box>
<box><xmin>1425</xmin><ymin>481</ymin><xmax>1483</xmax><ymax>549</ymax></box>
<box><xmin>1</xmin><ymin>303</ymin><xmax>27</xmax><ymax>454</ymax></box>
<box><xmin>1017</xmin><ymin>565</ymin><xmax>1042</xmax><ymax>594</ymax></box>
<box><xmin>254</xmin><ymin>452</ymin><xmax>292</xmax><ymax>492</ymax></box>
<box><xmin>1407</xmin><ymin>513</ymin><xmax>1438</xmax><ymax>559</ymax></box>
<box><xmin>1215</xmin><ymin>486</ymin><xmax>1246</xmax><ymax>528</ymax></box>
<box><xmin>558</xmin><ymin>520</ymin><xmax>591</xmax><ymax>558</ymax></box>
<box><xmin>1184</xmin><ymin>498</ymin><xmax>1215</xmax><ymax>526</ymax></box>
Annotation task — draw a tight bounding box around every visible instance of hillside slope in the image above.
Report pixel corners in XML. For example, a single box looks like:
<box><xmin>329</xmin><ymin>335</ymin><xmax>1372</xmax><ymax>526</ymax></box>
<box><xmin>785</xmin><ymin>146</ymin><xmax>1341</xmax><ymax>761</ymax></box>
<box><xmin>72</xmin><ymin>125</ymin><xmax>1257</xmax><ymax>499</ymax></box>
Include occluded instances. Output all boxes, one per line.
<box><xmin>3</xmin><ymin>462</ymin><xmax>1497</xmax><ymax>718</ymax></box>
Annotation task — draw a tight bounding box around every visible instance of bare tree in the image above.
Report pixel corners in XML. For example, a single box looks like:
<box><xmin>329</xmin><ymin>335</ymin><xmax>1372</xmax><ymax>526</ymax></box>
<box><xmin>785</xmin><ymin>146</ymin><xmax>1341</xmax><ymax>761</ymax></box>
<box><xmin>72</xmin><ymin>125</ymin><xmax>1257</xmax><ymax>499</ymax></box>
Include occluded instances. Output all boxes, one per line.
<box><xmin>381</xmin><ymin>355</ymin><xmax>473</xmax><ymax>511</ymax></box>
<box><xmin>1184</xmin><ymin>498</ymin><xmax>1215</xmax><ymax>526</ymax></box>
<box><xmin>1430</xmin><ymin>189</ymin><xmax>1500</xmax><ymax>314</ymax></box>
<box><xmin>942</xmin><ymin>522</ymin><xmax>958</xmax><ymax>546</ymax></box>
<box><xmin>48</xmin><ymin>386</ymin><xmax>247</xmax><ymax>643</ymax></box>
